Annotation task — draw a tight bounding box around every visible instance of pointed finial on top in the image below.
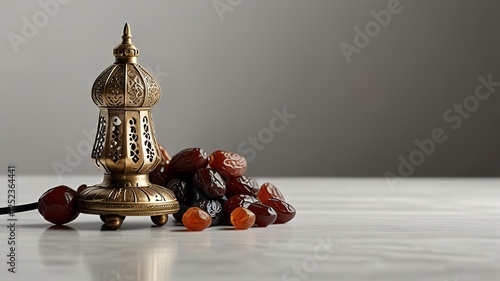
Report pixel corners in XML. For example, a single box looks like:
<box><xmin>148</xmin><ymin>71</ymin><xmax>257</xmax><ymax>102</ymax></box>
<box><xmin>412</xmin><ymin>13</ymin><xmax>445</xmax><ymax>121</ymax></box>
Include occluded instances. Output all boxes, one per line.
<box><xmin>114</xmin><ymin>22</ymin><xmax>139</xmax><ymax>63</ymax></box>
<box><xmin>124</xmin><ymin>22</ymin><xmax>130</xmax><ymax>35</ymax></box>
<box><xmin>122</xmin><ymin>23</ymin><xmax>132</xmax><ymax>44</ymax></box>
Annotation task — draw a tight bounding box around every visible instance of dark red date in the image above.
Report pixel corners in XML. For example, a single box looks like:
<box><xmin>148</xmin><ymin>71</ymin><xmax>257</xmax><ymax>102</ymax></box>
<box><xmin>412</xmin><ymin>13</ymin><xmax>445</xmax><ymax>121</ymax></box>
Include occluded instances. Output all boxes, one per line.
<box><xmin>38</xmin><ymin>185</ymin><xmax>80</xmax><ymax>225</ymax></box>
<box><xmin>247</xmin><ymin>202</ymin><xmax>277</xmax><ymax>227</ymax></box>
<box><xmin>223</xmin><ymin>194</ymin><xmax>259</xmax><ymax>221</ymax></box>
<box><xmin>262</xmin><ymin>198</ymin><xmax>296</xmax><ymax>224</ymax></box>
<box><xmin>209</xmin><ymin>150</ymin><xmax>247</xmax><ymax>179</ymax></box>
<box><xmin>225</xmin><ymin>175</ymin><xmax>259</xmax><ymax>198</ymax></box>
<box><xmin>149</xmin><ymin>144</ymin><xmax>171</xmax><ymax>186</ymax></box>
<box><xmin>193</xmin><ymin>199</ymin><xmax>223</xmax><ymax>226</ymax></box>
<box><xmin>169</xmin><ymin>148</ymin><xmax>208</xmax><ymax>177</ymax></box>
<box><xmin>165</xmin><ymin>178</ymin><xmax>190</xmax><ymax>202</ymax></box>
<box><xmin>76</xmin><ymin>184</ymin><xmax>88</xmax><ymax>194</ymax></box>
<box><xmin>193</xmin><ymin>168</ymin><xmax>226</xmax><ymax>199</ymax></box>
<box><xmin>149</xmin><ymin>161</ymin><xmax>169</xmax><ymax>187</ymax></box>
<box><xmin>257</xmin><ymin>182</ymin><xmax>285</xmax><ymax>202</ymax></box>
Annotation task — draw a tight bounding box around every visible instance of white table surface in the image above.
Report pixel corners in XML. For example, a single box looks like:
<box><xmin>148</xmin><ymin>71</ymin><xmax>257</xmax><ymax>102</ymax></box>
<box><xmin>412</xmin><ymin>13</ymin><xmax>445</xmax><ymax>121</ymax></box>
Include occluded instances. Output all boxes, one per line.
<box><xmin>1</xmin><ymin>176</ymin><xmax>499</xmax><ymax>281</ymax></box>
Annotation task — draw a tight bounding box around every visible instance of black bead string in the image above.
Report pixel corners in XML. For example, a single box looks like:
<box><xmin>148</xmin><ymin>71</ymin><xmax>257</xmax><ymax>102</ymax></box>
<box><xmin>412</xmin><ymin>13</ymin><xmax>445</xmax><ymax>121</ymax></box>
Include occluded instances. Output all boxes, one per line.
<box><xmin>0</xmin><ymin>202</ymin><xmax>38</xmax><ymax>215</ymax></box>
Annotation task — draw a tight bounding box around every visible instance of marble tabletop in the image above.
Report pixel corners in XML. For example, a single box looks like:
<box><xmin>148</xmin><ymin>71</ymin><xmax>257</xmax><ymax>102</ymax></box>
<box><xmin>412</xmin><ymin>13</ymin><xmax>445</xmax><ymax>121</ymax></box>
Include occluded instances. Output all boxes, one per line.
<box><xmin>0</xmin><ymin>176</ymin><xmax>499</xmax><ymax>281</ymax></box>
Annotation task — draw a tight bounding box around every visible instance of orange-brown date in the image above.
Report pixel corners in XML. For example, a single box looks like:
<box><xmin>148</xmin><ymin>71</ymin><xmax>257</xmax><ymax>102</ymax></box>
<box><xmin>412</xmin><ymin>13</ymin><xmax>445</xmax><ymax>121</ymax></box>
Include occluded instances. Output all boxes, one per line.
<box><xmin>182</xmin><ymin>207</ymin><xmax>212</xmax><ymax>231</ymax></box>
<box><xmin>230</xmin><ymin>207</ymin><xmax>256</xmax><ymax>230</ymax></box>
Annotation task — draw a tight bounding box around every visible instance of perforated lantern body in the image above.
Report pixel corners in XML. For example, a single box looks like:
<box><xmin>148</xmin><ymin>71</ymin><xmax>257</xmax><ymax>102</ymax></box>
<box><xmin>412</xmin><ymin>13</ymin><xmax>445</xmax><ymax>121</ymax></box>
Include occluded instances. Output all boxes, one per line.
<box><xmin>77</xmin><ymin>24</ymin><xmax>179</xmax><ymax>218</ymax></box>
<box><xmin>91</xmin><ymin>63</ymin><xmax>161</xmax><ymax>175</ymax></box>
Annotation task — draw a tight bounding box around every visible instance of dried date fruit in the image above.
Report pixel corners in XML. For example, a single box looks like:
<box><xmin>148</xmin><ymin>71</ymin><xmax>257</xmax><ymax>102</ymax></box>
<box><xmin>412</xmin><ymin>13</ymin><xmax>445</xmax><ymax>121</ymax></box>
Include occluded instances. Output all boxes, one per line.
<box><xmin>247</xmin><ymin>202</ymin><xmax>277</xmax><ymax>227</ymax></box>
<box><xmin>190</xmin><ymin>187</ymin><xmax>209</xmax><ymax>204</ymax></box>
<box><xmin>165</xmin><ymin>179</ymin><xmax>190</xmax><ymax>202</ymax></box>
<box><xmin>225</xmin><ymin>175</ymin><xmax>259</xmax><ymax>198</ymax></box>
<box><xmin>257</xmin><ymin>182</ymin><xmax>285</xmax><ymax>202</ymax></box>
<box><xmin>230</xmin><ymin>207</ymin><xmax>256</xmax><ymax>230</ymax></box>
<box><xmin>158</xmin><ymin>144</ymin><xmax>172</xmax><ymax>162</ymax></box>
<box><xmin>193</xmin><ymin>168</ymin><xmax>226</xmax><ymax>199</ymax></box>
<box><xmin>218</xmin><ymin>195</ymin><xmax>228</xmax><ymax>206</ymax></box>
<box><xmin>262</xmin><ymin>198</ymin><xmax>296</xmax><ymax>224</ymax></box>
<box><xmin>182</xmin><ymin>207</ymin><xmax>212</xmax><ymax>231</ymax></box>
<box><xmin>38</xmin><ymin>185</ymin><xmax>80</xmax><ymax>225</ymax></box>
<box><xmin>149</xmin><ymin>144</ymin><xmax>172</xmax><ymax>186</ymax></box>
<box><xmin>223</xmin><ymin>194</ymin><xmax>260</xmax><ymax>221</ymax></box>
<box><xmin>76</xmin><ymin>184</ymin><xmax>88</xmax><ymax>194</ymax></box>
<box><xmin>173</xmin><ymin>202</ymin><xmax>191</xmax><ymax>223</ymax></box>
<box><xmin>208</xmin><ymin>150</ymin><xmax>247</xmax><ymax>179</ymax></box>
<box><xmin>193</xmin><ymin>199</ymin><xmax>223</xmax><ymax>226</ymax></box>
<box><xmin>149</xmin><ymin>161</ymin><xmax>169</xmax><ymax>187</ymax></box>
<box><xmin>169</xmin><ymin>148</ymin><xmax>208</xmax><ymax>177</ymax></box>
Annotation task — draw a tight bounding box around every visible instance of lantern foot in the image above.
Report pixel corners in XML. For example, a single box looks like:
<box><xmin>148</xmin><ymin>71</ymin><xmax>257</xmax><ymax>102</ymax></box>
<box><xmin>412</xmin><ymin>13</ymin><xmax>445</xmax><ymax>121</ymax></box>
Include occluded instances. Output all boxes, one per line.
<box><xmin>151</xmin><ymin>214</ymin><xmax>168</xmax><ymax>226</ymax></box>
<box><xmin>102</xmin><ymin>214</ymin><xmax>126</xmax><ymax>230</ymax></box>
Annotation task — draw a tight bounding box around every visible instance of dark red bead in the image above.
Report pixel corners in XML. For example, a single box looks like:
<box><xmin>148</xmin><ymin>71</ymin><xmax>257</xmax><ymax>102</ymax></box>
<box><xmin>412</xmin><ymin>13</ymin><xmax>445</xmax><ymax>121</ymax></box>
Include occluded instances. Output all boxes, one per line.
<box><xmin>38</xmin><ymin>185</ymin><xmax>79</xmax><ymax>225</ymax></box>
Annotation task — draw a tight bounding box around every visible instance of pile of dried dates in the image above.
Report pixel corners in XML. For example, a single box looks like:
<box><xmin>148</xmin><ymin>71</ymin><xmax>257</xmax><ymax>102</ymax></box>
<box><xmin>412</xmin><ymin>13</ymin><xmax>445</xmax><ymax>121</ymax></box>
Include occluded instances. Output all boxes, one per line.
<box><xmin>150</xmin><ymin>146</ymin><xmax>296</xmax><ymax>231</ymax></box>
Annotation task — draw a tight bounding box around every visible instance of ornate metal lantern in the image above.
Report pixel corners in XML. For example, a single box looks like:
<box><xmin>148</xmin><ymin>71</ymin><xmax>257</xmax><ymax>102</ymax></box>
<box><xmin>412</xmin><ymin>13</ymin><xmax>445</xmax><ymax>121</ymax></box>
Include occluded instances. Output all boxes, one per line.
<box><xmin>77</xmin><ymin>23</ymin><xmax>179</xmax><ymax>230</ymax></box>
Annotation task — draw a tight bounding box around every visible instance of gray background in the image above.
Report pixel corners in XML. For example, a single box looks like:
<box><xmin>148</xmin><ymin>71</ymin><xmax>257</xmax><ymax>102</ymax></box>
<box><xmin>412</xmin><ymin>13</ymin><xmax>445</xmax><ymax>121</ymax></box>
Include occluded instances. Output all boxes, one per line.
<box><xmin>1</xmin><ymin>0</ymin><xmax>500</xmax><ymax>178</ymax></box>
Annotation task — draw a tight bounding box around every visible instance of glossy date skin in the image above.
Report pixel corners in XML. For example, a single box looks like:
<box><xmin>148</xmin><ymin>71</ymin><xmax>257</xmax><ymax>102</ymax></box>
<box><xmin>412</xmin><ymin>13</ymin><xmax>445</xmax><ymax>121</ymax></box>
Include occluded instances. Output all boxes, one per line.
<box><xmin>230</xmin><ymin>207</ymin><xmax>256</xmax><ymax>230</ymax></box>
<box><xmin>247</xmin><ymin>202</ymin><xmax>277</xmax><ymax>227</ymax></box>
<box><xmin>262</xmin><ymin>198</ymin><xmax>296</xmax><ymax>224</ymax></box>
<box><xmin>182</xmin><ymin>207</ymin><xmax>212</xmax><ymax>231</ymax></box>
<box><xmin>223</xmin><ymin>194</ymin><xmax>260</xmax><ymax>221</ymax></box>
<box><xmin>38</xmin><ymin>185</ymin><xmax>80</xmax><ymax>225</ymax></box>
<box><xmin>209</xmin><ymin>150</ymin><xmax>247</xmax><ymax>179</ymax></box>
<box><xmin>166</xmin><ymin>179</ymin><xmax>191</xmax><ymax>202</ymax></box>
<box><xmin>193</xmin><ymin>168</ymin><xmax>226</xmax><ymax>199</ymax></box>
<box><xmin>193</xmin><ymin>199</ymin><xmax>223</xmax><ymax>226</ymax></box>
<box><xmin>149</xmin><ymin>144</ymin><xmax>172</xmax><ymax>187</ymax></box>
<box><xmin>257</xmin><ymin>182</ymin><xmax>285</xmax><ymax>202</ymax></box>
<box><xmin>225</xmin><ymin>175</ymin><xmax>259</xmax><ymax>198</ymax></box>
<box><xmin>151</xmin><ymin>145</ymin><xmax>297</xmax><ymax>228</ymax></box>
<box><xmin>170</xmin><ymin>148</ymin><xmax>209</xmax><ymax>177</ymax></box>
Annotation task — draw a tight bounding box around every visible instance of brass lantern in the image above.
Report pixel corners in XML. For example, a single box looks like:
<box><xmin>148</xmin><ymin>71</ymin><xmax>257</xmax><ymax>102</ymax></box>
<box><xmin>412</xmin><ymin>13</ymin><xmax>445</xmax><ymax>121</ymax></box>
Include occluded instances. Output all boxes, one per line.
<box><xmin>77</xmin><ymin>23</ymin><xmax>179</xmax><ymax>230</ymax></box>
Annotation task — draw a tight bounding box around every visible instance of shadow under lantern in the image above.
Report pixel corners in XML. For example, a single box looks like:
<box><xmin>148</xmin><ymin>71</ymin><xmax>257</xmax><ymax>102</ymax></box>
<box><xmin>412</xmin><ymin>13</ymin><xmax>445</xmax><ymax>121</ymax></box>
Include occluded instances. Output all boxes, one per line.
<box><xmin>77</xmin><ymin>23</ymin><xmax>179</xmax><ymax>230</ymax></box>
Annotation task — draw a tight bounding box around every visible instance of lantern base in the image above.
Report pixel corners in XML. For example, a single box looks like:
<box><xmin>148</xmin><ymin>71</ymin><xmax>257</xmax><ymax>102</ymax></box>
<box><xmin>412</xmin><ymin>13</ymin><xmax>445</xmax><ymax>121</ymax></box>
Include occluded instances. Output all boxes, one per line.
<box><xmin>77</xmin><ymin>174</ymin><xmax>179</xmax><ymax>219</ymax></box>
